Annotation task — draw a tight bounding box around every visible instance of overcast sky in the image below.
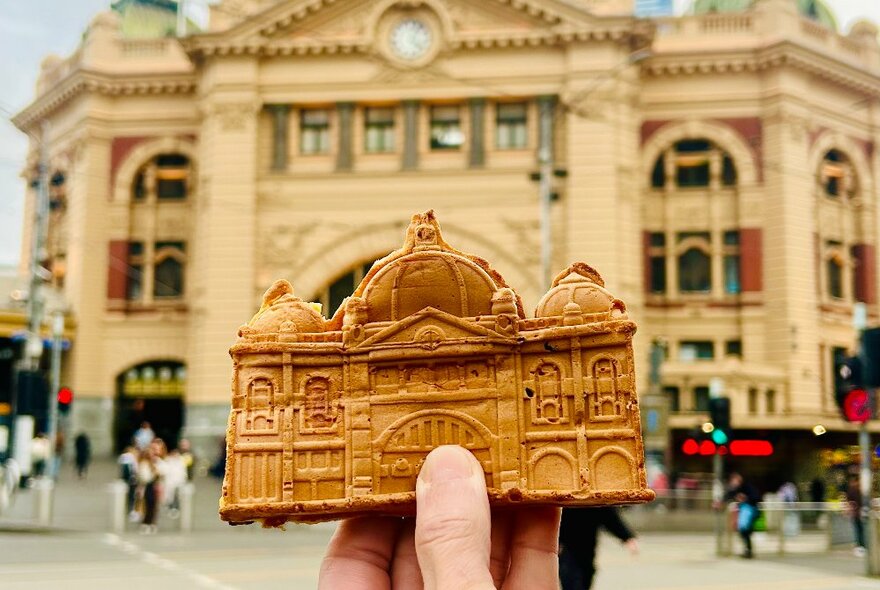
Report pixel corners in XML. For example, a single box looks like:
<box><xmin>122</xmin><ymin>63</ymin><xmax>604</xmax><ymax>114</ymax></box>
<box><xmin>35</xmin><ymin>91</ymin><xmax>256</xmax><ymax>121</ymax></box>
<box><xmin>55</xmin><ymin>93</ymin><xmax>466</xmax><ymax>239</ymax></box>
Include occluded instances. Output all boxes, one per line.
<box><xmin>0</xmin><ymin>0</ymin><xmax>878</xmax><ymax>268</ymax></box>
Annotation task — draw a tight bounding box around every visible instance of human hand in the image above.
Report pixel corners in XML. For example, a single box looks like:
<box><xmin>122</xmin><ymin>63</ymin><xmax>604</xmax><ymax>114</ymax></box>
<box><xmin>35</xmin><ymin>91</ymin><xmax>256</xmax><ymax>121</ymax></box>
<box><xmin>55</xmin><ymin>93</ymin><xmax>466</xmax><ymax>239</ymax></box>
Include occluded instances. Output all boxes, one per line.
<box><xmin>624</xmin><ymin>538</ymin><xmax>639</xmax><ymax>556</ymax></box>
<box><xmin>319</xmin><ymin>445</ymin><xmax>561</xmax><ymax>589</ymax></box>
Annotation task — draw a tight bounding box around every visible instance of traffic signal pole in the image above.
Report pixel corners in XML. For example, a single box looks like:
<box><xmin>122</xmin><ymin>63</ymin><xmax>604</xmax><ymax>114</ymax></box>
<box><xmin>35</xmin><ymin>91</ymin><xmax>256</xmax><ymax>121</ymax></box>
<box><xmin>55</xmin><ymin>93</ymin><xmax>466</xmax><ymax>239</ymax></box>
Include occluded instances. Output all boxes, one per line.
<box><xmin>47</xmin><ymin>311</ymin><xmax>63</xmax><ymax>475</ymax></box>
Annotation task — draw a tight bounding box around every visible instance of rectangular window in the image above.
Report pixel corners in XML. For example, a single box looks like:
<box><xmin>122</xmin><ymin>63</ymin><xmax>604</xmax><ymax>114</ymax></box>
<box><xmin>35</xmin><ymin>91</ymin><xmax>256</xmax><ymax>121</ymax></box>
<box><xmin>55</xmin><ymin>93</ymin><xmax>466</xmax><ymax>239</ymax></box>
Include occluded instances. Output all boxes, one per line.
<box><xmin>725</xmin><ymin>340</ymin><xmax>742</xmax><ymax>357</ymax></box>
<box><xmin>748</xmin><ymin>388</ymin><xmax>758</xmax><ymax>414</ymax></box>
<box><xmin>694</xmin><ymin>386</ymin><xmax>711</xmax><ymax>412</ymax></box>
<box><xmin>724</xmin><ymin>255</ymin><xmax>741</xmax><ymax>294</ymax></box>
<box><xmin>496</xmin><ymin>102</ymin><xmax>528</xmax><ymax>149</ymax></box>
<box><xmin>765</xmin><ymin>389</ymin><xmax>776</xmax><ymax>414</ymax></box>
<box><xmin>680</xmin><ymin>341</ymin><xmax>714</xmax><ymax>361</ymax></box>
<box><xmin>430</xmin><ymin>105</ymin><xmax>464</xmax><ymax>150</ymax></box>
<box><xmin>364</xmin><ymin>107</ymin><xmax>395</xmax><ymax>153</ymax></box>
<box><xmin>300</xmin><ymin>109</ymin><xmax>330</xmax><ymax>154</ymax></box>
<box><xmin>127</xmin><ymin>241</ymin><xmax>144</xmax><ymax>301</ymax></box>
<box><xmin>648</xmin><ymin>232</ymin><xmax>667</xmax><ymax>294</ymax></box>
<box><xmin>154</xmin><ymin>242</ymin><xmax>185</xmax><ymax>298</ymax></box>
<box><xmin>663</xmin><ymin>385</ymin><xmax>680</xmax><ymax>413</ymax></box>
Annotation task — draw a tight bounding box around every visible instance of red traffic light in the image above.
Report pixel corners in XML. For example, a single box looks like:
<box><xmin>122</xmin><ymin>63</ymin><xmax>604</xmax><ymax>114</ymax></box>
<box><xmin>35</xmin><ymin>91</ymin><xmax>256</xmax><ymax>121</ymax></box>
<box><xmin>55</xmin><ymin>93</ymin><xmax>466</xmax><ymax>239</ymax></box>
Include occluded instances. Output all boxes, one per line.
<box><xmin>57</xmin><ymin>387</ymin><xmax>73</xmax><ymax>405</ymax></box>
<box><xmin>843</xmin><ymin>388</ymin><xmax>872</xmax><ymax>423</ymax></box>
<box><xmin>682</xmin><ymin>438</ymin><xmax>773</xmax><ymax>457</ymax></box>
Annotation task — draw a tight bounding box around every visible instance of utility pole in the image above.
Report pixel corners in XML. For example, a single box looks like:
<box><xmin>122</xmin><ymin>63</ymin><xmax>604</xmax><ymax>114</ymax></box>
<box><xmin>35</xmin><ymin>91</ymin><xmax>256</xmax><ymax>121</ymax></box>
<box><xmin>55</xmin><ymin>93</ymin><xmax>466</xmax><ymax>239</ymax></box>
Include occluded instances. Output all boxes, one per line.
<box><xmin>854</xmin><ymin>303</ymin><xmax>875</xmax><ymax>575</ymax></box>
<box><xmin>709</xmin><ymin>377</ymin><xmax>726</xmax><ymax>557</ymax></box>
<box><xmin>47</xmin><ymin>311</ymin><xmax>63</xmax><ymax>474</ymax></box>
<box><xmin>537</xmin><ymin>95</ymin><xmax>555</xmax><ymax>291</ymax></box>
<box><xmin>12</xmin><ymin>121</ymin><xmax>50</xmax><ymax>475</ymax></box>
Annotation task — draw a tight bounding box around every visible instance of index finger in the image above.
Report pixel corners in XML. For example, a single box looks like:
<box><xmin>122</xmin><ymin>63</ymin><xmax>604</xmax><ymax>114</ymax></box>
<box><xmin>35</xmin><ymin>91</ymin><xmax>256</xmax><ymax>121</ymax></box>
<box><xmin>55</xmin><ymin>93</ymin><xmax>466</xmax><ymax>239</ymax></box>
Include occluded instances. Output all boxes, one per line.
<box><xmin>319</xmin><ymin>516</ymin><xmax>402</xmax><ymax>590</ymax></box>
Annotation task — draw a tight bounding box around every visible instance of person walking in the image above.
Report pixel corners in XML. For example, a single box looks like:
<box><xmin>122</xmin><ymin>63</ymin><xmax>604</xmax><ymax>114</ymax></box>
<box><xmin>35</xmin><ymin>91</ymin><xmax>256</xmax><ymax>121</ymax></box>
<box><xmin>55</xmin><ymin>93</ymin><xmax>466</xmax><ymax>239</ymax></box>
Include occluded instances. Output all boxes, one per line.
<box><xmin>725</xmin><ymin>472</ymin><xmax>761</xmax><ymax>559</ymax></box>
<box><xmin>847</xmin><ymin>477</ymin><xmax>866</xmax><ymax>556</ymax></box>
<box><xmin>118</xmin><ymin>446</ymin><xmax>139</xmax><ymax>521</ymax></box>
<box><xmin>137</xmin><ymin>447</ymin><xmax>162</xmax><ymax>534</ymax></box>
<box><xmin>133</xmin><ymin>422</ymin><xmax>155</xmax><ymax>451</ymax></box>
<box><xmin>558</xmin><ymin>507</ymin><xmax>639</xmax><ymax>589</ymax></box>
<box><xmin>162</xmin><ymin>449</ymin><xmax>187</xmax><ymax>519</ymax></box>
<box><xmin>73</xmin><ymin>432</ymin><xmax>91</xmax><ymax>479</ymax></box>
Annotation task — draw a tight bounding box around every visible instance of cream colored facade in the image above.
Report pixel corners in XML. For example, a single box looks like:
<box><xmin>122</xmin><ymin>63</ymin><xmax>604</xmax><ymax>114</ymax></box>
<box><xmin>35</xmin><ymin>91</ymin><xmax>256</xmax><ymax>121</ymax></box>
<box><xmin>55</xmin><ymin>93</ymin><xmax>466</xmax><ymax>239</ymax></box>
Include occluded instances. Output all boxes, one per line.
<box><xmin>12</xmin><ymin>0</ymin><xmax>880</xmax><ymax>466</ymax></box>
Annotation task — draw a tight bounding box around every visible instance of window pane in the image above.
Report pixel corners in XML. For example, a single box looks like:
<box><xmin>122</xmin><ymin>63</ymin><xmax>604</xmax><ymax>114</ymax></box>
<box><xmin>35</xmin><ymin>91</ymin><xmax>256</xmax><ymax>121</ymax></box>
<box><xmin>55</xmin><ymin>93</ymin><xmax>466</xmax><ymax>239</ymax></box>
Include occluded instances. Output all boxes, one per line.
<box><xmin>430</xmin><ymin>106</ymin><xmax>463</xmax><ymax>150</ymax></box>
<box><xmin>723</xmin><ymin>230</ymin><xmax>740</xmax><ymax>246</ymax></box>
<box><xmin>127</xmin><ymin>265</ymin><xmax>142</xmax><ymax>301</ymax></box>
<box><xmin>681</xmin><ymin>341</ymin><xmax>714</xmax><ymax>360</ymax></box>
<box><xmin>651</xmin><ymin>156</ymin><xmax>665</xmax><ymax>188</ymax></box>
<box><xmin>748</xmin><ymin>387</ymin><xmax>758</xmax><ymax>414</ymax></box>
<box><xmin>827</xmin><ymin>258</ymin><xmax>843</xmax><ymax>298</ymax></box>
<box><xmin>677</xmin><ymin>161</ymin><xmax>710</xmax><ymax>187</ymax></box>
<box><xmin>154</xmin><ymin>258</ymin><xmax>184</xmax><ymax>297</ymax></box>
<box><xmin>765</xmin><ymin>389</ymin><xmax>776</xmax><ymax>414</ymax></box>
<box><xmin>301</xmin><ymin>109</ymin><xmax>330</xmax><ymax>154</ymax></box>
<box><xmin>676</xmin><ymin>140</ymin><xmax>711</xmax><ymax>152</ymax></box>
<box><xmin>650</xmin><ymin>257</ymin><xmax>666</xmax><ymax>293</ymax></box>
<box><xmin>694</xmin><ymin>386</ymin><xmax>710</xmax><ymax>412</ymax></box>
<box><xmin>722</xmin><ymin>155</ymin><xmax>737</xmax><ymax>186</ymax></box>
<box><xmin>129</xmin><ymin>241</ymin><xmax>144</xmax><ymax>256</ymax></box>
<box><xmin>650</xmin><ymin>232</ymin><xmax>666</xmax><ymax>247</ymax></box>
<box><xmin>679</xmin><ymin>248</ymin><xmax>711</xmax><ymax>292</ymax></box>
<box><xmin>663</xmin><ymin>386</ymin><xmax>680</xmax><ymax>413</ymax></box>
<box><xmin>725</xmin><ymin>340</ymin><xmax>742</xmax><ymax>357</ymax></box>
<box><xmin>724</xmin><ymin>255</ymin><xmax>740</xmax><ymax>294</ymax></box>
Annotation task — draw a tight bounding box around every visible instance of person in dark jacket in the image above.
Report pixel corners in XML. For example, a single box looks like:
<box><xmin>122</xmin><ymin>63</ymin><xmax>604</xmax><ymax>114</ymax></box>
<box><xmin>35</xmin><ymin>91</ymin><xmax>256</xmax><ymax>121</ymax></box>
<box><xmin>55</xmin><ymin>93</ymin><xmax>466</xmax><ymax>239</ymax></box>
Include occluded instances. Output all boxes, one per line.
<box><xmin>74</xmin><ymin>432</ymin><xmax>91</xmax><ymax>479</ymax></box>
<box><xmin>558</xmin><ymin>507</ymin><xmax>638</xmax><ymax>590</ymax></box>
<box><xmin>725</xmin><ymin>472</ymin><xmax>761</xmax><ymax>559</ymax></box>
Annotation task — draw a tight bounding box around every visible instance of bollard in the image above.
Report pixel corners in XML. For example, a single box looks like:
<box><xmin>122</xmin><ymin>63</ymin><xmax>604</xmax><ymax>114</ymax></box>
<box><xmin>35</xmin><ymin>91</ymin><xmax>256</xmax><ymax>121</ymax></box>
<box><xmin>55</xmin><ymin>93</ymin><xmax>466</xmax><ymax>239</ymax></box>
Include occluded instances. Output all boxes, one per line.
<box><xmin>869</xmin><ymin>502</ymin><xmax>880</xmax><ymax>576</ymax></box>
<box><xmin>32</xmin><ymin>477</ymin><xmax>54</xmax><ymax>526</ymax></box>
<box><xmin>179</xmin><ymin>482</ymin><xmax>195</xmax><ymax>533</ymax></box>
<box><xmin>108</xmin><ymin>480</ymin><xmax>128</xmax><ymax>533</ymax></box>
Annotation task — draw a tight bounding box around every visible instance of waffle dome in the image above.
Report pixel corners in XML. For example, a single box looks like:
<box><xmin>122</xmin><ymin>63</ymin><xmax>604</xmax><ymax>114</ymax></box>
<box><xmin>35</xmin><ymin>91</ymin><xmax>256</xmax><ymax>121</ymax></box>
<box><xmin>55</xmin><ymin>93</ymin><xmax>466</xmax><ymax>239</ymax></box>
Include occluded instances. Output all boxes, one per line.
<box><xmin>535</xmin><ymin>264</ymin><xmax>626</xmax><ymax>318</ymax></box>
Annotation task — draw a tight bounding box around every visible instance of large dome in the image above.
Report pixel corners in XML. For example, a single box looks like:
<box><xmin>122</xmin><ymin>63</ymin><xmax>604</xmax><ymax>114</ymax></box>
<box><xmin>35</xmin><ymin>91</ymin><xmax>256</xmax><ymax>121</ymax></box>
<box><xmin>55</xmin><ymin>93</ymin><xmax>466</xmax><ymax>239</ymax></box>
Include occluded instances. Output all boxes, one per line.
<box><xmin>691</xmin><ymin>0</ymin><xmax>837</xmax><ymax>30</ymax></box>
<box><xmin>363</xmin><ymin>251</ymin><xmax>499</xmax><ymax>322</ymax></box>
<box><xmin>248</xmin><ymin>280</ymin><xmax>325</xmax><ymax>335</ymax></box>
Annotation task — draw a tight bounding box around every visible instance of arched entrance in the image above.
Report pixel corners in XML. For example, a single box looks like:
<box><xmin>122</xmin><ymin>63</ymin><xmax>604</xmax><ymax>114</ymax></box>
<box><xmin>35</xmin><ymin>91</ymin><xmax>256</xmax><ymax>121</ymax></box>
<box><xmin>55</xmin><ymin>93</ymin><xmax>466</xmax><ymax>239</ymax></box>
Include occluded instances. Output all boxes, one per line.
<box><xmin>114</xmin><ymin>360</ymin><xmax>185</xmax><ymax>452</ymax></box>
<box><xmin>374</xmin><ymin>410</ymin><xmax>496</xmax><ymax>494</ymax></box>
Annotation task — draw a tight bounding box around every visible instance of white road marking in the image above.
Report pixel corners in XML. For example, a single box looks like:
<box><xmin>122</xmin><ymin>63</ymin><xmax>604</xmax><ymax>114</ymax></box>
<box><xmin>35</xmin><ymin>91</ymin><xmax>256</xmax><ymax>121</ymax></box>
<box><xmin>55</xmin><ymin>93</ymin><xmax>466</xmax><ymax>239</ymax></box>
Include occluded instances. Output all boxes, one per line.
<box><xmin>102</xmin><ymin>534</ymin><xmax>238</xmax><ymax>590</ymax></box>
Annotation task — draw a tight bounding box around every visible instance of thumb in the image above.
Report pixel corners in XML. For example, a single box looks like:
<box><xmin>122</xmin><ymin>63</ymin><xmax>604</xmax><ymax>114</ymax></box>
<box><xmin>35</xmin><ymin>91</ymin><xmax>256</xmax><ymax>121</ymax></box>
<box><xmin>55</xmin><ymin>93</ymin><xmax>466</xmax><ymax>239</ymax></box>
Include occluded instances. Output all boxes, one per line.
<box><xmin>415</xmin><ymin>445</ymin><xmax>495</xmax><ymax>590</ymax></box>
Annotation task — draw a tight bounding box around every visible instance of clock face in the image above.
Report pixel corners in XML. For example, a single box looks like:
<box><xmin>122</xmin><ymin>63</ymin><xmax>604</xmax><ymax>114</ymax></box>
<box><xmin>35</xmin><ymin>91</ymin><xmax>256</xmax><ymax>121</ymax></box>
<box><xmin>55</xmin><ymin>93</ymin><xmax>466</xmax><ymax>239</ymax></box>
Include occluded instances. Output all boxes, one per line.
<box><xmin>390</xmin><ymin>19</ymin><xmax>432</xmax><ymax>61</ymax></box>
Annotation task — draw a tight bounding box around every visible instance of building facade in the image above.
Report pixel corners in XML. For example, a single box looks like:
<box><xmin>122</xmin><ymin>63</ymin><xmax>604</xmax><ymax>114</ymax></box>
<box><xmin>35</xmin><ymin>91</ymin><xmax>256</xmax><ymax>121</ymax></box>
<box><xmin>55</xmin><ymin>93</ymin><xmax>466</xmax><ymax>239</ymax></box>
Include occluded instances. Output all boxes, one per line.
<box><xmin>12</xmin><ymin>0</ymin><xmax>880</xmax><ymax>482</ymax></box>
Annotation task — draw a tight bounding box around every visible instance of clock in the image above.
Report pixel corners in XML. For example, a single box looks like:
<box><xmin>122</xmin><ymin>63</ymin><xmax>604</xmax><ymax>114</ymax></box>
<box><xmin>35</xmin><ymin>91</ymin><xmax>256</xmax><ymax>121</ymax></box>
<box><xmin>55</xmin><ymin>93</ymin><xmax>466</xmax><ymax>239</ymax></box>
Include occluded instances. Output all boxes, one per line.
<box><xmin>390</xmin><ymin>19</ymin><xmax>432</xmax><ymax>61</ymax></box>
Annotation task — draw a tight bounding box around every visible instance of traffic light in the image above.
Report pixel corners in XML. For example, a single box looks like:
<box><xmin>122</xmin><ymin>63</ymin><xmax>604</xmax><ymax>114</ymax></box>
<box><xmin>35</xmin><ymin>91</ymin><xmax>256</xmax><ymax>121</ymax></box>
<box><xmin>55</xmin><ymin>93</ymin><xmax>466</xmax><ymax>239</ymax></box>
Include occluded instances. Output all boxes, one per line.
<box><xmin>57</xmin><ymin>387</ymin><xmax>73</xmax><ymax>415</ymax></box>
<box><xmin>835</xmin><ymin>355</ymin><xmax>871</xmax><ymax>422</ymax></box>
<box><xmin>708</xmin><ymin>396</ymin><xmax>731</xmax><ymax>445</ymax></box>
<box><xmin>863</xmin><ymin>328</ymin><xmax>880</xmax><ymax>387</ymax></box>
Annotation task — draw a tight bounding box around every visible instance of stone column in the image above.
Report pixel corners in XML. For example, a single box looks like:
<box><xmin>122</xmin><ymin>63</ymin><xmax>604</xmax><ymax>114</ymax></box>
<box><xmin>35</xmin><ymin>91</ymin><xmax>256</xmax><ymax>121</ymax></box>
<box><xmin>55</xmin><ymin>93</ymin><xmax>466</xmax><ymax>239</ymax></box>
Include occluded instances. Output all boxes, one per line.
<box><xmin>402</xmin><ymin>100</ymin><xmax>420</xmax><ymax>171</ymax></box>
<box><xmin>469</xmin><ymin>98</ymin><xmax>486</xmax><ymax>168</ymax></box>
<box><xmin>268</xmin><ymin>104</ymin><xmax>290</xmax><ymax>172</ymax></box>
<box><xmin>336</xmin><ymin>102</ymin><xmax>354</xmax><ymax>172</ymax></box>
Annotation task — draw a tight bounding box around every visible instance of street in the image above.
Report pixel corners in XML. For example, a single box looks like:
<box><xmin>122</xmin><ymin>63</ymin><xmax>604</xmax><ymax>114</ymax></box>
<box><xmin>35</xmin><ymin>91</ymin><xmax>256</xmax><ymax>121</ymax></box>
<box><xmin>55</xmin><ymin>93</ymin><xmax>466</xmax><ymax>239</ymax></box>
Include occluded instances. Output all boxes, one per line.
<box><xmin>0</xmin><ymin>461</ymin><xmax>874</xmax><ymax>590</ymax></box>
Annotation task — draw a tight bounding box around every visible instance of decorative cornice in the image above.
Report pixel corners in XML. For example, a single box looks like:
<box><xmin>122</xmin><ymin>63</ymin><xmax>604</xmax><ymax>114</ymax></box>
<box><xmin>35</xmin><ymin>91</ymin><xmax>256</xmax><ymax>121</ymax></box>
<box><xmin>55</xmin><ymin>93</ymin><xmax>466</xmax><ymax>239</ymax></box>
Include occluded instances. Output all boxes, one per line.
<box><xmin>642</xmin><ymin>43</ymin><xmax>880</xmax><ymax>97</ymax></box>
<box><xmin>13</xmin><ymin>71</ymin><xmax>197</xmax><ymax>131</ymax></box>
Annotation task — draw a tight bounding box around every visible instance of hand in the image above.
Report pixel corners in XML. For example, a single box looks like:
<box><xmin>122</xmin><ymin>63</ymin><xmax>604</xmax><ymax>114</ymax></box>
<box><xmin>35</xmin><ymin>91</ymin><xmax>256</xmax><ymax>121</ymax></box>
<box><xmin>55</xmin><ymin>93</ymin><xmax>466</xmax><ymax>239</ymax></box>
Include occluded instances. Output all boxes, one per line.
<box><xmin>319</xmin><ymin>445</ymin><xmax>561</xmax><ymax>589</ymax></box>
<box><xmin>623</xmin><ymin>538</ymin><xmax>639</xmax><ymax>556</ymax></box>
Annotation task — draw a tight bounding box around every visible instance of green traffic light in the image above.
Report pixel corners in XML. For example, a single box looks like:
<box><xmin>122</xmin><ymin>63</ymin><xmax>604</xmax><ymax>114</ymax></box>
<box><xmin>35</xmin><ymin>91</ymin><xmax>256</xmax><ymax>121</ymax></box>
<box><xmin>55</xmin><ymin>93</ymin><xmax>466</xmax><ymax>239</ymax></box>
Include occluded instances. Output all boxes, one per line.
<box><xmin>711</xmin><ymin>429</ymin><xmax>729</xmax><ymax>445</ymax></box>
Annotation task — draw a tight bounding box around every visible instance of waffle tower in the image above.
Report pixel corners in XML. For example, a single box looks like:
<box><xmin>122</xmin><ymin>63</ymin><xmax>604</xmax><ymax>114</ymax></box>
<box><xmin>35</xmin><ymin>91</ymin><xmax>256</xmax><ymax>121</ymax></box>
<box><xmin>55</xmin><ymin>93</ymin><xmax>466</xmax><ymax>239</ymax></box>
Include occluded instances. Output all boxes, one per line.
<box><xmin>221</xmin><ymin>211</ymin><xmax>654</xmax><ymax>525</ymax></box>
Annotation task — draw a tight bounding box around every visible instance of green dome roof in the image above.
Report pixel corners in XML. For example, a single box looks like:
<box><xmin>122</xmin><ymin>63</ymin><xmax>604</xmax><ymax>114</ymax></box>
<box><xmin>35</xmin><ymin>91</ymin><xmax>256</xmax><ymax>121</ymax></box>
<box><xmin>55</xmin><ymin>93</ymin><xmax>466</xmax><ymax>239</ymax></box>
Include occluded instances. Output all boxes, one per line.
<box><xmin>111</xmin><ymin>0</ymin><xmax>198</xmax><ymax>38</ymax></box>
<box><xmin>691</xmin><ymin>0</ymin><xmax>837</xmax><ymax>30</ymax></box>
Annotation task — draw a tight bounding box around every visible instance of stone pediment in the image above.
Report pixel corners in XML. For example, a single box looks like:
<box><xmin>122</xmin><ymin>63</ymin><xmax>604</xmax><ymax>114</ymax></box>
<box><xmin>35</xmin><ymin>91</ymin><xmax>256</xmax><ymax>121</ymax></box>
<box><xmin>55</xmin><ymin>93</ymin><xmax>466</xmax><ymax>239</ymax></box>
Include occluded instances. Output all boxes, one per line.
<box><xmin>355</xmin><ymin>307</ymin><xmax>507</xmax><ymax>350</ymax></box>
<box><xmin>186</xmin><ymin>0</ymin><xmax>625</xmax><ymax>57</ymax></box>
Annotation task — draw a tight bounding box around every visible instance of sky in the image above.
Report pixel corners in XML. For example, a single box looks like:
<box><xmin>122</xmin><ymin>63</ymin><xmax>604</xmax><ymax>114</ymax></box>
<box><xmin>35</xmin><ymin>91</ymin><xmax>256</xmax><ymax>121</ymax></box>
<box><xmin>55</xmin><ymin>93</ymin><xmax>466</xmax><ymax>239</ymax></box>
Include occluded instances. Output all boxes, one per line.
<box><xmin>0</xmin><ymin>0</ymin><xmax>878</xmax><ymax>268</ymax></box>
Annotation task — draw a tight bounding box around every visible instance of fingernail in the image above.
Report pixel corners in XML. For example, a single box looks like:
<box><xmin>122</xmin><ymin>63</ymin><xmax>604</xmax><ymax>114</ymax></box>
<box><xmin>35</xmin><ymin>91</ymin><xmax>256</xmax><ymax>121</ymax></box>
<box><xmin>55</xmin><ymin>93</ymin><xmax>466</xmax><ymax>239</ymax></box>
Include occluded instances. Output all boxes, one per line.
<box><xmin>419</xmin><ymin>445</ymin><xmax>474</xmax><ymax>484</ymax></box>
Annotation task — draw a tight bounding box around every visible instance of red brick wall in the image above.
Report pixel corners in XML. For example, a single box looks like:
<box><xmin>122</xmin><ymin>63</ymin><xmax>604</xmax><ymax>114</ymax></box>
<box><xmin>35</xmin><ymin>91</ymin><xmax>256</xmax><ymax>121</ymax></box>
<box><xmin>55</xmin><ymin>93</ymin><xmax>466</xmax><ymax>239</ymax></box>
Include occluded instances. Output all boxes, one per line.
<box><xmin>853</xmin><ymin>244</ymin><xmax>877</xmax><ymax>304</ymax></box>
<box><xmin>109</xmin><ymin>136</ymin><xmax>148</xmax><ymax>192</ymax></box>
<box><xmin>739</xmin><ymin>228</ymin><xmax>763</xmax><ymax>292</ymax></box>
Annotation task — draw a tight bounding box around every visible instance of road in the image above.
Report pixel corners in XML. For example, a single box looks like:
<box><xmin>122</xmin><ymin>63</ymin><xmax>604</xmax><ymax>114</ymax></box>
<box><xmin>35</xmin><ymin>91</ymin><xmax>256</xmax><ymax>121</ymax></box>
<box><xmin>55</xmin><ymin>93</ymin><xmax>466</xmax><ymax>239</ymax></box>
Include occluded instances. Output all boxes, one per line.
<box><xmin>0</xmin><ymin>461</ymin><xmax>874</xmax><ymax>589</ymax></box>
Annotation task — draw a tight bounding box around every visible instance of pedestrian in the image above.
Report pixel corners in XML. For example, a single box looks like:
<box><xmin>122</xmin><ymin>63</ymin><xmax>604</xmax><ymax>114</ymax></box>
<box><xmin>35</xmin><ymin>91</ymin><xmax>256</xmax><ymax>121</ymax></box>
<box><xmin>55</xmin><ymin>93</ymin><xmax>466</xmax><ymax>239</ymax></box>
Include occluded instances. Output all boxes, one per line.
<box><xmin>558</xmin><ymin>507</ymin><xmax>639</xmax><ymax>590</ymax></box>
<box><xmin>50</xmin><ymin>431</ymin><xmax>65</xmax><ymax>480</ymax></box>
<box><xmin>137</xmin><ymin>447</ymin><xmax>162</xmax><ymax>534</ymax></box>
<box><xmin>725</xmin><ymin>472</ymin><xmax>761</xmax><ymax>559</ymax></box>
<box><xmin>846</xmin><ymin>477</ymin><xmax>866</xmax><ymax>556</ymax></box>
<box><xmin>133</xmin><ymin>421</ymin><xmax>155</xmax><ymax>451</ymax></box>
<box><xmin>30</xmin><ymin>433</ymin><xmax>50</xmax><ymax>479</ymax></box>
<box><xmin>778</xmin><ymin>481</ymin><xmax>800</xmax><ymax>536</ymax></box>
<box><xmin>178</xmin><ymin>438</ymin><xmax>195</xmax><ymax>481</ymax></box>
<box><xmin>810</xmin><ymin>477</ymin><xmax>826</xmax><ymax>504</ymax></box>
<box><xmin>162</xmin><ymin>449</ymin><xmax>187</xmax><ymax>519</ymax></box>
<box><xmin>74</xmin><ymin>432</ymin><xmax>91</xmax><ymax>479</ymax></box>
<box><xmin>118</xmin><ymin>446</ymin><xmax>139</xmax><ymax>520</ymax></box>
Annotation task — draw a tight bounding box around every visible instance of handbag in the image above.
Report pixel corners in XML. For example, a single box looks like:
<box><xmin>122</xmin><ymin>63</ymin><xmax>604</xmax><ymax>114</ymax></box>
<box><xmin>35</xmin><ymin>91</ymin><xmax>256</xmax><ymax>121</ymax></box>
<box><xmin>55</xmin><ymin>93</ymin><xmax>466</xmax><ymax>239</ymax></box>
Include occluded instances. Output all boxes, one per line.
<box><xmin>737</xmin><ymin>503</ymin><xmax>758</xmax><ymax>533</ymax></box>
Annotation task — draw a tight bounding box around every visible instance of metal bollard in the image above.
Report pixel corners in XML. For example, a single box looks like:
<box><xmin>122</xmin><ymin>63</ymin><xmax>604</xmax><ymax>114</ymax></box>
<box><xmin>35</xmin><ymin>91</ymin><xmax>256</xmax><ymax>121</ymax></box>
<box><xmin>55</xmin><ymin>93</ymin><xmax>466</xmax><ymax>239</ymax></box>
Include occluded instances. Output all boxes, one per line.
<box><xmin>32</xmin><ymin>477</ymin><xmax>54</xmax><ymax>526</ymax></box>
<box><xmin>108</xmin><ymin>480</ymin><xmax>128</xmax><ymax>533</ymax></box>
<box><xmin>179</xmin><ymin>482</ymin><xmax>195</xmax><ymax>533</ymax></box>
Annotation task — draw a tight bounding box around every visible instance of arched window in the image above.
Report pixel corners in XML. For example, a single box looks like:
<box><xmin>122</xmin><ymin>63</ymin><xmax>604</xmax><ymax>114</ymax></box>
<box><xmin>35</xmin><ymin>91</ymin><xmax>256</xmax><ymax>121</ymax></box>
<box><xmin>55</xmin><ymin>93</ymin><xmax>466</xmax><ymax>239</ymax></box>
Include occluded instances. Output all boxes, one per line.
<box><xmin>154</xmin><ymin>242</ymin><xmax>185</xmax><ymax>298</ymax></box>
<box><xmin>650</xmin><ymin>139</ymin><xmax>737</xmax><ymax>189</ymax></box>
<box><xmin>678</xmin><ymin>231</ymin><xmax>712</xmax><ymax>293</ymax></box>
<box><xmin>820</xmin><ymin>149</ymin><xmax>856</xmax><ymax>198</ymax></box>
<box><xmin>132</xmin><ymin>153</ymin><xmax>191</xmax><ymax>201</ymax></box>
<box><xmin>316</xmin><ymin>260</ymin><xmax>377</xmax><ymax>316</ymax></box>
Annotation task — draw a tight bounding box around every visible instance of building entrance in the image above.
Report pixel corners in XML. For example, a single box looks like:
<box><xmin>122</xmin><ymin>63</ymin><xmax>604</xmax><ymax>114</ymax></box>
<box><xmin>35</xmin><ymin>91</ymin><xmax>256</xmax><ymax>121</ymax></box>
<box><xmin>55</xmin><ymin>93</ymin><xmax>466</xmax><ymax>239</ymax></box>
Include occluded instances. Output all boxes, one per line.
<box><xmin>114</xmin><ymin>360</ymin><xmax>185</xmax><ymax>452</ymax></box>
